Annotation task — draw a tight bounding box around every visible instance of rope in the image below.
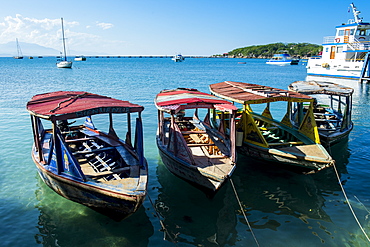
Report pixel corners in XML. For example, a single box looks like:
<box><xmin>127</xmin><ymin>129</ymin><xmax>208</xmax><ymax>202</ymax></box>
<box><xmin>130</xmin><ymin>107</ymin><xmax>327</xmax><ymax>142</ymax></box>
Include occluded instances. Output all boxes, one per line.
<box><xmin>147</xmin><ymin>194</ymin><xmax>178</xmax><ymax>246</ymax></box>
<box><xmin>332</xmin><ymin>163</ymin><xmax>370</xmax><ymax>242</ymax></box>
<box><xmin>50</xmin><ymin>92</ymin><xmax>88</xmax><ymax>113</ymax></box>
<box><xmin>229</xmin><ymin>178</ymin><xmax>260</xmax><ymax>247</ymax></box>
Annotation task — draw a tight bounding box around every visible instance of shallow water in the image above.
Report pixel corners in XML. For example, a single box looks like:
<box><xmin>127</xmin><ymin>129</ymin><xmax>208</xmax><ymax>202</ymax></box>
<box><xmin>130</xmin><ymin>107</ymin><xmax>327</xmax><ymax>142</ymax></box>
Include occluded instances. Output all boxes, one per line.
<box><xmin>0</xmin><ymin>57</ymin><xmax>369</xmax><ymax>246</ymax></box>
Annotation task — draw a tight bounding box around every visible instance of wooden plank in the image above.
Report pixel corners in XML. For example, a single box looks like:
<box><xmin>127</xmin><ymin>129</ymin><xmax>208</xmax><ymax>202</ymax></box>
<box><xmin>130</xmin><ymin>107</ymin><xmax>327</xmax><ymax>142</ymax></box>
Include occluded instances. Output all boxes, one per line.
<box><xmin>187</xmin><ymin>143</ymin><xmax>215</xmax><ymax>147</ymax></box>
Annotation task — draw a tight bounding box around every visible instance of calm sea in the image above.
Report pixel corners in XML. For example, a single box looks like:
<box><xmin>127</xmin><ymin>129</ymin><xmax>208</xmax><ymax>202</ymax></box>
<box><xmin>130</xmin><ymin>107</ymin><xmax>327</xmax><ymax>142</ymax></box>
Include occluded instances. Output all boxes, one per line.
<box><xmin>0</xmin><ymin>57</ymin><xmax>369</xmax><ymax>247</ymax></box>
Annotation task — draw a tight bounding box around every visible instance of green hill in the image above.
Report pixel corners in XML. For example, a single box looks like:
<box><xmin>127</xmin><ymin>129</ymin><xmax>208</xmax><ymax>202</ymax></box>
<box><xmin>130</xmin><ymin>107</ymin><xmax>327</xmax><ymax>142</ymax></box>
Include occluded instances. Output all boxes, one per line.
<box><xmin>225</xmin><ymin>43</ymin><xmax>322</xmax><ymax>58</ymax></box>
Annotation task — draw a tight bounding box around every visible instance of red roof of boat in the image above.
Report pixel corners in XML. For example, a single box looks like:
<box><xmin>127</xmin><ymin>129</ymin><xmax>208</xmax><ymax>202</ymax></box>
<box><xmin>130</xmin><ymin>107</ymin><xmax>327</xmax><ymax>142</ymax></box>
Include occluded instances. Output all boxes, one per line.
<box><xmin>155</xmin><ymin>88</ymin><xmax>237</xmax><ymax>112</ymax></box>
<box><xmin>209</xmin><ymin>81</ymin><xmax>313</xmax><ymax>104</ymax></box>
<box><xmin>26</xmin><ymin>91</ymin><xmax>144</xmax><ymax>120</ymax></box>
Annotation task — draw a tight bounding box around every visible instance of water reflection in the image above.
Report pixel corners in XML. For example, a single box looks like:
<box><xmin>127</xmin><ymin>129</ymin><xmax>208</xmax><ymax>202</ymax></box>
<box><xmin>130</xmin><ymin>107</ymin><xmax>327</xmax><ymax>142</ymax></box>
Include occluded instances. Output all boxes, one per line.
<box><xmin>155</xmin><ymin>161</ymin><xmax>238</xmax><ymax>246</ymax></box>
<box><xmin>34</xmin><ymin>176</ymin><xmax>153</xmax><ymax>247</ymax></box>
<box><xmin>154</xmin><ymin>138</ymin><xmax>353</xmax><ymax>246</ymax></box>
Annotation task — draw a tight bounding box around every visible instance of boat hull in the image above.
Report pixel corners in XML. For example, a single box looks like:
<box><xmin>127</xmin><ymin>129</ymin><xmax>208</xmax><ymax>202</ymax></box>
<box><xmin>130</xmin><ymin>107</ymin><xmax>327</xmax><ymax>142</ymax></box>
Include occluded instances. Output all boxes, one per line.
<box><xmin>266</xmin><ymin>61</ymin><xmax>291</xmax><ymax>66</ymax></box>
<box><xmin>156</xmin><ymin>137</ymin><xmax>227</xmax><ymax>192</ymax></box>
<box><xmin>237</xmin><ymin>142</ymin><xmax>333</xmax><ymax>172</ymax></box>
<box><xmin>33</xmin><ymin>155</ymin><xmax>145</xmax><ymax>220</ymax></box>
<box><xmin>306</xmin><ymin>58</ymin><xmax>363</xmax><ymax>80</ymax></box>
<box><xmin>57</xmin><ymin>61</ymin><xmax>73</xmax><ymax>68</ymax></box>
<box><xmin>318</xmin><ymin>124</ymin><xmax>353</xmax><ymax>148</ymax></box>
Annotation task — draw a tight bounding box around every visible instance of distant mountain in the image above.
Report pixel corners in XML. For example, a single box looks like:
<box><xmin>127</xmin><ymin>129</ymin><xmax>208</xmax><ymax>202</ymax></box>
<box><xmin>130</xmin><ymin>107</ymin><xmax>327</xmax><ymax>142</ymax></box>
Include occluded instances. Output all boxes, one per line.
<box><xmin>0</xmin><ymin>41</ymin><xmax>103</xmax><ymax>57</ymax></box>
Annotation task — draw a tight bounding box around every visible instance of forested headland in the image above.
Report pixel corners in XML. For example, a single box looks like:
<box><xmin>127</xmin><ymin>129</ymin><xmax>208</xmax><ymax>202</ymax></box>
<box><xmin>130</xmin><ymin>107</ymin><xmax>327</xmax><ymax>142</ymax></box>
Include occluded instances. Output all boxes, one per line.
<box><xmin>218</xmin><ymin>43</ymin><xmax>322</xmax><ymax>58</ymax></box>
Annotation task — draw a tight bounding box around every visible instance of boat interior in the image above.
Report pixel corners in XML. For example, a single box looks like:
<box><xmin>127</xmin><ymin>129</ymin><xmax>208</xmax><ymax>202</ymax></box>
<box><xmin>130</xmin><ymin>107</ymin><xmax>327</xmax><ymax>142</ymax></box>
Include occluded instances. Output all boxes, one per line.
<box><xmin>306</xmin><ymin>104</ymin><xmax>342</xmax><ymax>131</ymax></box>
<box><xmin>162</xmin><ymin>115</ymin><xmax>233</xmax><ymax>171</ymax></box>
<box><xmin>249</xmin><ymin>114</ymin><xmax>305</xmax><ymax>148</ymax></box>
<box><xmin>42</xmin><ymin>121</ymin><xmax>139</xmax><ymax>184</ymax></box>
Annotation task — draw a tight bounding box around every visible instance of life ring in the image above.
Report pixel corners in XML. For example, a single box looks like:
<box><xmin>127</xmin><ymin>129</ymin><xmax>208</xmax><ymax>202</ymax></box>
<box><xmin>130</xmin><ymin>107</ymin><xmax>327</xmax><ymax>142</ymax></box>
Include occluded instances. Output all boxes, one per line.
<box><xmin>322</xmin><ymin>63</ymin><xmax>329</xmax><ymax>68</ymax></box>
<box><xmin>335</xmin><ymin>38</ymin><xmax>340</xmax><ymax>43</ymax></box>
<box><xmin>359</xmin><ymin>37</ymin><xmax>366</xmax><ymax>40</ymax></box>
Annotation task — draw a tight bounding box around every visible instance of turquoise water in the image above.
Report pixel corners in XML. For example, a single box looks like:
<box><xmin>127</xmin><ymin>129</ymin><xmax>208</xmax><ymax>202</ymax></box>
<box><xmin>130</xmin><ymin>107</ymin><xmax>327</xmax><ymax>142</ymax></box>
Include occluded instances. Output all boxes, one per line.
<box><xmin>0</xmin><ymin>57</ymin><xmax>369</xmax><ymax>246</ymax></box>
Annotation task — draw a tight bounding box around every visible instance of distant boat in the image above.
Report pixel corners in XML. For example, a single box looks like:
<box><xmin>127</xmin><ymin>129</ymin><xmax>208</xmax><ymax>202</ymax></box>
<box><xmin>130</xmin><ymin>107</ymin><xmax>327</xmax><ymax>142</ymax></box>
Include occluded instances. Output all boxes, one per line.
<box><xmin>29</xmin><ymin>56</ymin><xmax>33</xmax><ymax>59</ymax></box>
<box><xmin>266</xmin><ymin>52</ymin><xmax>299</xmax><ymax>65</ymax></box>
<box><xmin>56</xmin><ymin>18</ymin><xmax>72</xmax><ymax>68</ymax></box>
<box><xmin>74</xmin><ymin>56</ymin><xmax>86</xmax><ymax>61</ymax></box>
<box><xmin>13</xmin><ymin>38</ymin><xmax>23</xmax><ymax>59</ymax></box>
<box><xmin>172</xmin><ymin>54</ymin><xmax>185</xmax><ymax>62</ymax></box>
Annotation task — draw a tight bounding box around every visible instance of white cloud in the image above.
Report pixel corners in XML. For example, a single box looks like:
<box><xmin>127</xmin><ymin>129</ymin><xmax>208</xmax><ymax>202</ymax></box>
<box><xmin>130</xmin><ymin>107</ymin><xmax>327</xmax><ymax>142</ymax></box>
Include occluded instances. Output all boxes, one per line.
<box><xmin>96</xmin><ymin>22</ymin><xmax>114</xmax><ymax>30</ymax></box>
<box><xmin>0</xmin><ymin>15</ymin><xmax>124</xmax><ymax>54</ymax></box>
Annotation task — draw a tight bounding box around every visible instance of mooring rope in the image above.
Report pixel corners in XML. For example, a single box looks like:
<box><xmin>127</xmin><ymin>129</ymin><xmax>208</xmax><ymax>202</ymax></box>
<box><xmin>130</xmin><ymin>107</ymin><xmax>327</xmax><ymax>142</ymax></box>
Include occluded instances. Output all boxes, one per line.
<box><xmin>332</xmin><ymin>163</ymin><xmax>370</xmax><ymax>242</ymax></box>
<box><xmin>147</xmin><ymin>194</ymin><xmax>178</xmax><ymax>246</ymax></box>
<box><xmin>50</xmin><ymin>92</ymin><xmax>88</xmax><ymax>113</ymax></box>
<box><xmin>229</xmin><ymin>178</ymin><xmax>260</xmax><ymax>247</ymax></box>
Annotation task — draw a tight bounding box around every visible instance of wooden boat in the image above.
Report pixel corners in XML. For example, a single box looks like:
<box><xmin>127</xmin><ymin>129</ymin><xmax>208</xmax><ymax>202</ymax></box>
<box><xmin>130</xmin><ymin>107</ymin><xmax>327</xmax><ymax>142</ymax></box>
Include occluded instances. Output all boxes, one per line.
<box><xmin>288</xmin><ymin>80</ymin><xmax>354</xmax><ymax>147</ymax></box>
<box><xmin>209</xmin><ymin>81</ymin><xmax>334</xmax><ymax>173</ymax></box>
<box><xmin>155</xmin><ymin>88</ymin><xmax>238</xmax><ymax>192</ymax></box>
<box><xmin>56</xmin><ymin>18</ymin><xmax>72</xmax><ymax>68</ymax></box>
<box><xmin>27</xmin><ymin>91</ymin><xmax>147</xmax><ymax>220</ymax></box>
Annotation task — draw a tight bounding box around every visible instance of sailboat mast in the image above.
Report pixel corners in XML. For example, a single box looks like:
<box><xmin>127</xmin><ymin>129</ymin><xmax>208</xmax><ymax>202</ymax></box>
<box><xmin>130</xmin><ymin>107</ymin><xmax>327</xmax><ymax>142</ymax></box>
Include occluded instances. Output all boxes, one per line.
<box><xmin>16</xmin><ymin>38</ymin><xmax>23</xmax><ymax>57</ymax></box>
<box><xmin>61</xmin><ymin>18</ymin><xmax>67</xmax><ymax>61</ymax></box>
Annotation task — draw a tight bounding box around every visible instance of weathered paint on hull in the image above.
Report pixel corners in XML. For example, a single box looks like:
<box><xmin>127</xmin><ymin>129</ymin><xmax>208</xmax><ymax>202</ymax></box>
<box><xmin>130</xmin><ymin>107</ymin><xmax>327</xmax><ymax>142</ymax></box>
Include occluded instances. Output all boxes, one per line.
<box><xmin>318</xmin><ymin>126</ymin><xmax>352</xmax><ymax>148</ymax></box>
<box><xmin>34</xmin><ymin>158</ymin><xmax>145</xmax><ymax>220</ymax></box>
<box><xmin>157</xmin><ymin>138</ymin><xmax>223</xmax><ymax>192</ymax></box>
<box><xmin>237</xmin><ymin>144</ymin><xmax>333</xmax><ymax>172</ymax></box>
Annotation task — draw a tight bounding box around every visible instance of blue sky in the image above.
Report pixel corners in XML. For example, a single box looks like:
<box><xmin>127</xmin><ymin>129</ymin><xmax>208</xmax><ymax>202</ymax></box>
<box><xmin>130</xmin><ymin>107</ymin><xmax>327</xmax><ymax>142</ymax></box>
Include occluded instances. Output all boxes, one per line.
<box><xmin>0</xmin><ymin>0</ymin><xmax>369</xmax><ymax>55</ymax></box>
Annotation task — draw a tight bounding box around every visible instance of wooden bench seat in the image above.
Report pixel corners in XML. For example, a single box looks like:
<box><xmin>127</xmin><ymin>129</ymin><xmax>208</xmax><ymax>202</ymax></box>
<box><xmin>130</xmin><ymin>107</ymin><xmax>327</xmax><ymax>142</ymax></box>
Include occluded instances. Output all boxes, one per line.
<box><xmin>73</xmin><ymin>146</ymin><xmax>115</xmax><ymax>155</ymax></box>
<box><xmin>187</xmin><ymin>143</ymin><xmax>215</xmax><ymax>147</ymax></box>
<box><xmin>268</xmin><ymin>141</ymin><xmax>304</xmax><ymax>146</ymax></box>
<box><xmin>65</xmin><ymin>137</ymin><xmax>96</xmax><ymax>143</ymax></box>
<box><xmin>84</xmin><ymin>166</ymin><xmax>131</xmax><ymax>177</ymax></box>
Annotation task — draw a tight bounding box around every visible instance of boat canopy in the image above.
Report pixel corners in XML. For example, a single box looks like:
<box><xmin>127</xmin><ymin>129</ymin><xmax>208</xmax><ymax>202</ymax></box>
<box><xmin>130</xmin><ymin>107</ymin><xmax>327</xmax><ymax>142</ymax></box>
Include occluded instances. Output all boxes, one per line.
<box><xmin>209</xmin><ymin>81</ymin><xmax>314</xmax><ymax>104</ymax></box>
<box><xmin>155</xmin><ymin>88</ymin><xmax>238</xmax><ymax>113</ymax></box>
<box><xmin>288</xmin><ymin>81</ymin><xmax>354</xmax><ymax>96</ymax></box>
<box><xmin>26</xmin><ymin>91</ymin><xmax>144</xmax><ymax>121</ymax></box>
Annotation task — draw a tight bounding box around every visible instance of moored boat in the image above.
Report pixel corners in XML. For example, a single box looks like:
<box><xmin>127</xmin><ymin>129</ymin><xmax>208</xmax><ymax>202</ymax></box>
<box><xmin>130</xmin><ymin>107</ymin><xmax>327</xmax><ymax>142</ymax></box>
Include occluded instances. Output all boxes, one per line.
<box><xmin>13</xmin><ymin>38</ymin><xmax>23</xmax><ymax>59</ymax></box>
<box><xmin>75</xmin><ymin>56</ymin><xmax>87</xmax><ymax>61</ymax></box>
<box><xmin>27</xmin><ymin>91</ymin><xmax>147</xmax><ymax>220</ymax></box>
<box><xmin>266</xmin><ymin>52</ymin><xmax>299</xmax><ymax>65</ymax></box>
<box><xmin>306</xmin><ymin>3</ymin><xmax>370</xmax><ymax>80</ymax></box>
<box><xmin>209</xmin><ymin>81</ymin><xmax>334</xmax><ymax>173</ymax></box>
<box><xmin>288</xmin><ymin>80</ymin><xmax>354</xmax><ymax>147</ymax></box>
<box><xmin>56</xmin><ymin>18</ymin><xmax>73</xmax><ymax>68</ymax></box>
<box><xmin>172</xmin><ymin>54</ymin><xmax>185</xmax><ymax>62</ymax></box>
<box><xmin>155</xmin><ymin>88</ymin><xmax>238</xmax><ymax>192</ymax></box>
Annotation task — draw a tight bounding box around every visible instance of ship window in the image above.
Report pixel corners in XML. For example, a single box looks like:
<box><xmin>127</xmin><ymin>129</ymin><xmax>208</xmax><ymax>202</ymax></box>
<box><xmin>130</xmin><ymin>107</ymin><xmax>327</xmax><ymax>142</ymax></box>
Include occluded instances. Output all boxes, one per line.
<box><xmin>350</xmin><ymin>29</ymin><xmax>354</xmax><ymax>35</ymax></box>
<box><xmin>338</xmin><ymin>30</ymin><xmax>344</xmax><ymax>36</ymax></box>
<box><xmin>356</xmin><ymin>29</ymin><xmax>370</xmax><ymax>36</ymax></box>
<box><xmin>325</xmin><ymin>47</ymin><xmax>329</xmax><ymax>52</ymax></box>
<box><xmin>336</xmin><ymin>46</ymin><xmax>343</xmax><ymax>53</ymax></box>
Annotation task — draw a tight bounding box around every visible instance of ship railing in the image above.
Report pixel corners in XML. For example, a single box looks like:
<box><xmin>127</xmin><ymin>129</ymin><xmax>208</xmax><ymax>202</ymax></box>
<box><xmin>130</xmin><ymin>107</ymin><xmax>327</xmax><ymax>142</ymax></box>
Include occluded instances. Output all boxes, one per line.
<box><xmin>323</xmin><ymin>36</ymin><xmax>335</xmax><ymax>44</ymax></box>
<box><xmin>347</xmin><ymin>38</ymin><xmax>370</xmax><ymax>51</ymax></box>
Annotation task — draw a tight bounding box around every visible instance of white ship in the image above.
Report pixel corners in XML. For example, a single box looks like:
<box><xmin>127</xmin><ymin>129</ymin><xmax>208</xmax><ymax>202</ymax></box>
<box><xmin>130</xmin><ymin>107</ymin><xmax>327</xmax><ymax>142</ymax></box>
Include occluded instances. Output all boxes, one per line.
<box><xmin>306</xmin><ymin>3</ymin><xmax>370</xmax><ymax>80</ymax></box>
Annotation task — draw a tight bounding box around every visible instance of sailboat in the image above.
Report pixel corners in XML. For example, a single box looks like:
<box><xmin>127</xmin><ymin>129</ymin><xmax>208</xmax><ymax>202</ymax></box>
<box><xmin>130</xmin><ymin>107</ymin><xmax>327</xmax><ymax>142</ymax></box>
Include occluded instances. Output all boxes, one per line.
<box><xmin>14</xmin><ymin>38</ymin><xmax>23</xmax><ymax>59</ymax></box>
<box><xmin>56</xmin><ymin>18</ymin><xmax>72</xmax><ymax>68</ymax></box>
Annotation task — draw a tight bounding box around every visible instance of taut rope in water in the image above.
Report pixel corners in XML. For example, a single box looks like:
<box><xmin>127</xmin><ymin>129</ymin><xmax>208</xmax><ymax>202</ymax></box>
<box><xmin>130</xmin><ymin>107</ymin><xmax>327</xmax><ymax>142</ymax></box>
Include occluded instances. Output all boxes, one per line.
<box><xmin>229</xmin><ymin>178</ymin><xmax>260</xmax><ymax>247</ymax></box>
<box><xmin>332</xmin><ymin>163</ymin><xmax>370</xmax><ymax>242</ymax></box>
<box><xmin>327</xmin><ymin>142</ymin><xmax>369</xmax><ymax>242</ymax></box>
